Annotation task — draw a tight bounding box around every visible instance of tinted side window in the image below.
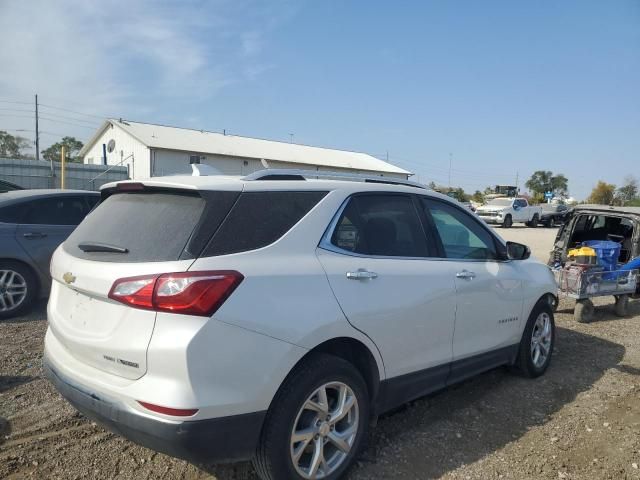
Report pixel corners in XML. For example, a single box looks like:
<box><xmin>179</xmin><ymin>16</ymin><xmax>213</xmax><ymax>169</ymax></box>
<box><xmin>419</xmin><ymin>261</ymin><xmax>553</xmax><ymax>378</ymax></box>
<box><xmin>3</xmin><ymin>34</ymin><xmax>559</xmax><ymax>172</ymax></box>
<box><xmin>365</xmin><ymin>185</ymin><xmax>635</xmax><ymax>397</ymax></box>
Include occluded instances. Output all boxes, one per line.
<box><xmin>23</xmin><ymin>196</ymin><xmax>89</xmax><ymax>225</ymax></box>
<box><xmin>203</xmin><ymin>191</ymin><xmax>327</xmax><ymax>256</ymax></box>
<box><xmin>422</xmin><ymin>198</ymin><xmax>498</xmax><ymax>260</ymax></box>
<box><xmin>330</xmin><ymin>194</ymin><xmax>429</xmax><ymax>257</ymax></box>
<box><xmin>0</xmin><ymin>203</ymin><xmax>28</xmax><ymax>224</ymax></box>
<box><xmin>85</xmin><ymin>195</ymin><xmax>100</xmax><ymax>211</ymax></box>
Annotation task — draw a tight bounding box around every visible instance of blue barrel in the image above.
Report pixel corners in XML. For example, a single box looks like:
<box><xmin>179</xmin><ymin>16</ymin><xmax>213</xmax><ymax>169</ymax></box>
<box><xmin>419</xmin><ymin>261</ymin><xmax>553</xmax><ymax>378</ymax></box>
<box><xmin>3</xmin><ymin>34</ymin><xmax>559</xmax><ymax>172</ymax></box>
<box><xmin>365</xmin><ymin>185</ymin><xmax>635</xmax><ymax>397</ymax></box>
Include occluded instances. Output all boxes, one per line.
<box><xmin>582</xmin><ymin>240</ymin><xmax>621</xmax><ymax>271</ymax></box>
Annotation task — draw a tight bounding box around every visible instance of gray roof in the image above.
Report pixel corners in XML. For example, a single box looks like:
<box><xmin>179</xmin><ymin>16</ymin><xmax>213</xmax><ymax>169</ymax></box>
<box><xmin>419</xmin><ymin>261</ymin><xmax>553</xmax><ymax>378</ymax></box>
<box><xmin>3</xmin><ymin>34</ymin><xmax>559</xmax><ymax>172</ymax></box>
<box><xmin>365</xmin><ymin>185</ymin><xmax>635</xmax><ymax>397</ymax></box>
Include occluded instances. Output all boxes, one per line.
<box><xmin>80</xmin><ymin>119</ymin><xmax>412</xmax><ymax>176</ymax></box>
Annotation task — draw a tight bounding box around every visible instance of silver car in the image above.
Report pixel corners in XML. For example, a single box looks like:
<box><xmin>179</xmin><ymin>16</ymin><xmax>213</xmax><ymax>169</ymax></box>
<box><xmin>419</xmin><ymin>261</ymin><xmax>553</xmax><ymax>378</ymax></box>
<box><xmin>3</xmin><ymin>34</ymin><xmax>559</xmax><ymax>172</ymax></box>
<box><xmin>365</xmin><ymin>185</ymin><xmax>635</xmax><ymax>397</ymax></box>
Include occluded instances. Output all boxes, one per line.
<box><xmin>0</xmin><ymin>189</ymin><xmax>99</xmax><ymax>319</ymax></box>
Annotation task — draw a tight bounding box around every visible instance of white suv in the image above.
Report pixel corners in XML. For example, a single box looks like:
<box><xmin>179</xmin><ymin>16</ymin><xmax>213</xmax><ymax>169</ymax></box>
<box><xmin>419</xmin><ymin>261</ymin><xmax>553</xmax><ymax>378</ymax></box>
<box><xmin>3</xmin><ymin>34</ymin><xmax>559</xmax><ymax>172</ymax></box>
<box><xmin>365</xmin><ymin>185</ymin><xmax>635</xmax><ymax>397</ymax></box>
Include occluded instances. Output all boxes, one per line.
<box><xmin>44</xmin><ymin>169</ymin><xmax>557</xmax><ymax>480</ymax></box>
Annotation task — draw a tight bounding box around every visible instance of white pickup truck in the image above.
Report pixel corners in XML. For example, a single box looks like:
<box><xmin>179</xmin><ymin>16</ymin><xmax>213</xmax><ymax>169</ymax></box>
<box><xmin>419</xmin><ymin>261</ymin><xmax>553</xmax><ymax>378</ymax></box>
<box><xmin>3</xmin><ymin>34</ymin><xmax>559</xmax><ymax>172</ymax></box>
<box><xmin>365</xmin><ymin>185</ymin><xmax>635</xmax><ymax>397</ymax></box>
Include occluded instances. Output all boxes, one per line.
<box><xmin>476</xmin><ymin>197</ymin><xmax>543</xmax><ymax>228</ymax></box>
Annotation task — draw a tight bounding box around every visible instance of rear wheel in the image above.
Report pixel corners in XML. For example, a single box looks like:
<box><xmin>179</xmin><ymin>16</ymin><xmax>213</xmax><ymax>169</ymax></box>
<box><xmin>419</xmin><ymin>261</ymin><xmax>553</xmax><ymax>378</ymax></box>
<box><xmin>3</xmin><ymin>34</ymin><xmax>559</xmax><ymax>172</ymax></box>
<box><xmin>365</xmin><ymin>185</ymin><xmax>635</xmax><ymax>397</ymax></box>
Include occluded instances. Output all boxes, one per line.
<box><xmin>0</xmin><ymin>261</ymin><xmax>37</xmax><ymax>320</ymax></box>
<box><xmin>503</xmin><ymin>214</ymin><xmax>513</xmax><ymax>228</ymax></box>
<box><xmin>527</xmin><ymin>214</ymin><xmax>539</xmax><ymax>228</ymax></box>
<box><xmin>514</xmin><ymin>299</ymin><xmax>555</xmax><ymax>378</ymax></box>
<box><xmin>548</xmin><ymin>217</ymin><xmax>556</xmax><ymax>228</ymax></box>
<box><xmin>575</xmin><ymin>299</ymin><xmax>595</xmax><ymax>323</ymax></box>
<box><xmin>253</xmin><ymin>354</ymin><xmax>369</xmax><ymax>480</ymax></box>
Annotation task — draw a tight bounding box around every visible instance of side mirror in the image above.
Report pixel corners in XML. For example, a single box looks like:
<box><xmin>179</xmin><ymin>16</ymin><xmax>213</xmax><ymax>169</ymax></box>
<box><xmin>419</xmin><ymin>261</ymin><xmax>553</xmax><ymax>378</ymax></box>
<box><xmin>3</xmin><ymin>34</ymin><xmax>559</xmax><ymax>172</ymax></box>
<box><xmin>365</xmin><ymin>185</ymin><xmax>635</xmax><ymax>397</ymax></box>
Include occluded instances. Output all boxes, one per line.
<box><xmin>506</xmin><ymin>241</ymin><xmax>531</xmax><ymax>260</ymax></box>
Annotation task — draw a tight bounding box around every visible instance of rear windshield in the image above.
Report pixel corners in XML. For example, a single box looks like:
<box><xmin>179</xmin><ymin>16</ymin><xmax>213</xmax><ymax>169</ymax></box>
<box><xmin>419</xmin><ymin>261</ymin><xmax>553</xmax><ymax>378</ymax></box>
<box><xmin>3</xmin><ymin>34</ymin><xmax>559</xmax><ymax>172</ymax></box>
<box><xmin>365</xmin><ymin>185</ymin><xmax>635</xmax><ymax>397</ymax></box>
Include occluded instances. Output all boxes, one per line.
<box><xmin>64</xmin><ymin>189</ymin><xmax>328</xmax><ymax>263</ymax></box>
<box><xmin>64</xmin><ymin>191</ymin><xmax>206</xmax><ymax>263</ymax></box>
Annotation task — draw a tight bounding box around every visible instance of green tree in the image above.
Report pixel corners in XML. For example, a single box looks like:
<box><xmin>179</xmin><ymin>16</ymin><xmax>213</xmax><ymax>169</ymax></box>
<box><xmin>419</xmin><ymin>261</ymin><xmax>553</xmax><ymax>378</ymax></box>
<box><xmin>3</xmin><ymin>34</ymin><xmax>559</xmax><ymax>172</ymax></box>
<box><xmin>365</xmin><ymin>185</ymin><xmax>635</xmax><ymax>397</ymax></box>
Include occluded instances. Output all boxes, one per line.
<box><xmin>471</xmin><ymin>190</ymin><xmax>484</xmax><ymax>203</ymax></box>
<box><xmin>0</xmin><ymin>131</ymin><xmax>32</xmax><ymax>158</ymax></box>
<box><xmin>616</xmin><ymin>175</ymin><xmax>638</xmax><ymax>205</ymax></box>
<box><xmin>525</xmin><ymin>170</ymin><xmax>569</xmax><ymax>196</ymax></box>
<box><xmin>41</xmin><ymin>137</ymin><xmax>84</xmax><ymax>164</ymax></box>
<box><xmin>588</xmin><ymin>181</ymin><xmax>616</xmax><ymax>205</ymax></box>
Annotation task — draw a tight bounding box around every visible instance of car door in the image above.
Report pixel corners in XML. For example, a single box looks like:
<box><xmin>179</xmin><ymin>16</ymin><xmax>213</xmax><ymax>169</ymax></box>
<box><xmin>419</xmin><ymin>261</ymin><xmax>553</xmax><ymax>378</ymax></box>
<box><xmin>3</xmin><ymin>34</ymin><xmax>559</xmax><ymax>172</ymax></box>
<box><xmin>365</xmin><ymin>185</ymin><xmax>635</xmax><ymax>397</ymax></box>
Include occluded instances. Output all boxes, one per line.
<box><xmin>317</xmin><ymin>193</ymin><xmax>457</xmax><ymax>394</ymax></box>
<box><xmin>419</xmin><ymin>197</ymin><xmax>524</xmax><ymax>381</ymax></box>
<box><xmin>511</xmin><ymin>199</ymin><xmax>525</xmax><ymax>222</ymax></box>
<box><xmin>16</xmin><ymin>195</ymin><xmax>91</xmax><ymax>277</ymax></box>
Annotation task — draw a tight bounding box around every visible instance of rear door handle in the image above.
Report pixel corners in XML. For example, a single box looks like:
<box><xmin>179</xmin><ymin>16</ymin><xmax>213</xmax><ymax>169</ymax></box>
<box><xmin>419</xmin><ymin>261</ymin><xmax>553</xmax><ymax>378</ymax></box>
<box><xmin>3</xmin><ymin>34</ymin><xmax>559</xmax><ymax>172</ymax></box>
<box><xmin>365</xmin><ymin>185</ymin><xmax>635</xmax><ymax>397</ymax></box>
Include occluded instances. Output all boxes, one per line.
<box><xmin>456</xmin><ymin>270</ymin><xmax>476</xmax><ymax>280</ymax></box>
<box><xmin>23</xmin><ymin>232</ymin><xmax>47</xmax><ymax>239</ymax></box>
<box><xmin>346</xmin><ymin>269</ymin><xmax>378</xmax><ymax>280</ymax></box>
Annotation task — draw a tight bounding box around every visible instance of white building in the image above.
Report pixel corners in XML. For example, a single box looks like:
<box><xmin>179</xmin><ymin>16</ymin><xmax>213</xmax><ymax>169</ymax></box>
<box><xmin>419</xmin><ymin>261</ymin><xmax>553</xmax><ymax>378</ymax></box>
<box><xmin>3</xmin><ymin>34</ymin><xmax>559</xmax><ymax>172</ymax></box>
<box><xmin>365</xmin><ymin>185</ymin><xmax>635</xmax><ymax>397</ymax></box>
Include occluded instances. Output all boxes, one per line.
<box><xmin>79</xmin><ymin>119</ymin><xmax>411</xmax><ymax>180</ymax></box>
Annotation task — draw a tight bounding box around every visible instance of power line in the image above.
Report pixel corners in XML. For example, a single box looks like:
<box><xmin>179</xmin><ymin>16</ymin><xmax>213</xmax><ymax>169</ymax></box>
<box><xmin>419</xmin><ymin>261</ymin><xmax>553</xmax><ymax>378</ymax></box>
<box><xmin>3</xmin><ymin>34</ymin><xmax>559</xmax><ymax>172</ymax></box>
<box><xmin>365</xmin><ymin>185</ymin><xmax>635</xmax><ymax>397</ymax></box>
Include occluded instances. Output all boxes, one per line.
<box><xmin>0</xmin><ymin>107</ymin><xmax>34</xmax><ymax>114</ymax></box>
<box><xmin>39</xmin><ymin>103</ymin><xmax>108</xmax><ymax>120</ymax></box>
<box><xmin>36</xmin><ymin>110</ymin><xmax>98</xmax><ymax>126</ymax></box>
<box><xmin>0</xmin><ymin>99</ymin><xmax>32</xmax><ymax>106</ymax></box>
<box><xmin>38</xmin><ymin>115</ymin><xmax>98</xmax><ymax>129</ymax></box>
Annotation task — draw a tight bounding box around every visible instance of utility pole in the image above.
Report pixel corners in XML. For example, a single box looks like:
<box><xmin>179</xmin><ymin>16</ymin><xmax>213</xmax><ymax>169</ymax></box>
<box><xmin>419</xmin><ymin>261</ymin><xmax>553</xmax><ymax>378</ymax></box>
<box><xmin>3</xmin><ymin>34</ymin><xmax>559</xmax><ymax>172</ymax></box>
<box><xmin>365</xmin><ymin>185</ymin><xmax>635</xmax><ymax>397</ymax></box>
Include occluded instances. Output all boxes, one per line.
<box><xmin>60</xmin><ymin>145</ymin><xmax>66</xmax><ymax>190</ymax></box>
<box><xmin>289</xmin><ymin>133</ymin><xmax>294</xmax><ymax>144</ymax></box>
<box><xmin>515</xmin><ymin>171</ymin><xmax>519</xmax><ymax>191</ymax></box>
<box><xmin>448</xmin><ymin>153</ymin><xmax>452</xmax><ymax>188</ymax></box>
<box><xmin>35</xmin><ymin>94</ymin><xmax>40</xmax><ymax>161</ymax></box>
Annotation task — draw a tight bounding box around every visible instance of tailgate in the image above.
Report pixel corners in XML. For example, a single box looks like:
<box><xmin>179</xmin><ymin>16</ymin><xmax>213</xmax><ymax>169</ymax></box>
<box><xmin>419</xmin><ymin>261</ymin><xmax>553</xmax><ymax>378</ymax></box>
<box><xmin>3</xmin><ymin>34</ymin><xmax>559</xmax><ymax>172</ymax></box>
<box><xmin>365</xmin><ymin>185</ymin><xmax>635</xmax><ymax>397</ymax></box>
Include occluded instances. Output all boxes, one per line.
<box><xmin>48</xmin><ymin>240</ymin><xmax>195</xmax><ymax>380</ymax></box>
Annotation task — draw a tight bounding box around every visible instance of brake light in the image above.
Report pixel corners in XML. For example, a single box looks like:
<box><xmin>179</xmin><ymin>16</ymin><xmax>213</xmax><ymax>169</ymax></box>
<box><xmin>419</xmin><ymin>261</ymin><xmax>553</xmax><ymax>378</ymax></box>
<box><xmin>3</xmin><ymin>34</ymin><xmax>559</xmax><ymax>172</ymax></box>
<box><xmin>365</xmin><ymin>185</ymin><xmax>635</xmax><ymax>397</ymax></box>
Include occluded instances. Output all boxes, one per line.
<box><xmin>138</xmin><ymin>401</ymin><xmax>198</xmax><ymax>417</ymax></box>
<box><xmin>116</xmin><ymin>182</ymin><xmax>145</xmax><ymax>191</ymax></box>
<box><xmin>108</xmin><ymin>271</ymin><xmax>243</xmax><ymax>316</ymax></box>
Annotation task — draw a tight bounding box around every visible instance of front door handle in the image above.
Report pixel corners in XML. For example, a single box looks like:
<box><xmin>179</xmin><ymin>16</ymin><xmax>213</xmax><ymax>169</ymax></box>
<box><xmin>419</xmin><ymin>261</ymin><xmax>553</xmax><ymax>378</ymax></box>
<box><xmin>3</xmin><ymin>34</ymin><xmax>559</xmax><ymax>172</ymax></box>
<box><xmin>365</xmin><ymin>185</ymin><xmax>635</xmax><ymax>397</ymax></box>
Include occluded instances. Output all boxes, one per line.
<box><xmin>23</xmin><ymin>232</ymin><xmax>47</xmax><ymax>239</ymax></box>
<box><xmin>456</xmin><ymin>270</ymin><xmax>476</xmax><ymax>280</ymax></box>
<box><xmin>346</xmin><ymin>269</ymin><xmax>378</xmax><ymax>280</ymax></box>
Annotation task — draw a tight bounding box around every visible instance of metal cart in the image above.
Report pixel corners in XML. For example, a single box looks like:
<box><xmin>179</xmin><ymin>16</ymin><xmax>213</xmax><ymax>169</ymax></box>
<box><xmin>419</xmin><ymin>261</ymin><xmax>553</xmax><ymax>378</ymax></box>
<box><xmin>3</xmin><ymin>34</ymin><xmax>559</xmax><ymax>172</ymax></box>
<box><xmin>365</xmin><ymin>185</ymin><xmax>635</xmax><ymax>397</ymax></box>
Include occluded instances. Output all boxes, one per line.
<box><xmin>554</xmin><ymin>267</ymin><xmax>638</xmax><ymax>323</ymax></box>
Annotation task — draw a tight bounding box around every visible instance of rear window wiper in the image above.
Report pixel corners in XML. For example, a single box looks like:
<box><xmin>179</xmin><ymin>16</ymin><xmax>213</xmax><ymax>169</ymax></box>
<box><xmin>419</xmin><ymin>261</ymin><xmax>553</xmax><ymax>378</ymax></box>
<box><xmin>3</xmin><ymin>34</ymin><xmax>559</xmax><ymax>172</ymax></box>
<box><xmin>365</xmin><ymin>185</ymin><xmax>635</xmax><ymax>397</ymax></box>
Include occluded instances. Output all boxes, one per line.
<box><xmin>78</xmin><ymin>242</ymin><xmax>129</xmax><ymax>254</ymax></box>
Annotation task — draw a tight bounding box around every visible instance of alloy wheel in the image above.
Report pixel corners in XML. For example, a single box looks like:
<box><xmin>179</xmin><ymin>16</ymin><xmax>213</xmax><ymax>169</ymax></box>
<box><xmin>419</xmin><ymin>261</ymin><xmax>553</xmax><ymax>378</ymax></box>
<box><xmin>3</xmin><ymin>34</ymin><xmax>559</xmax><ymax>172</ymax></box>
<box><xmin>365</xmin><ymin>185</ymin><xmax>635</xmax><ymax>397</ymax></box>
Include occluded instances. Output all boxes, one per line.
<box><xmin>530</xmin><ymin>312</ymin><xmax>552</xmax><ymax>368</ymax></box>
<box><xmin>0</xmin><ymin>269</ymin><xmax>28</xmax><ymax>313</ymax></box>
<box><xmin>290</xmin><ymin>382</ymin><xmax>359</xmax><ymax>479</ymax></box>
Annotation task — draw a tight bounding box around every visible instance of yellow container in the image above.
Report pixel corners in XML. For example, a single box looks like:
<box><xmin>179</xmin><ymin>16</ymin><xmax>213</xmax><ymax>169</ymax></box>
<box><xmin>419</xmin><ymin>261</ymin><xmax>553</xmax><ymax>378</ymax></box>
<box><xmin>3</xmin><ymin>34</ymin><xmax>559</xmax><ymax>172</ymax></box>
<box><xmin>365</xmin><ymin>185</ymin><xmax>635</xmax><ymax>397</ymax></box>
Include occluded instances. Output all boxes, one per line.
<box><xmin>568</xmin><ymin>246</ymin><xmax>598</xmax><ymax>265</ymax></box>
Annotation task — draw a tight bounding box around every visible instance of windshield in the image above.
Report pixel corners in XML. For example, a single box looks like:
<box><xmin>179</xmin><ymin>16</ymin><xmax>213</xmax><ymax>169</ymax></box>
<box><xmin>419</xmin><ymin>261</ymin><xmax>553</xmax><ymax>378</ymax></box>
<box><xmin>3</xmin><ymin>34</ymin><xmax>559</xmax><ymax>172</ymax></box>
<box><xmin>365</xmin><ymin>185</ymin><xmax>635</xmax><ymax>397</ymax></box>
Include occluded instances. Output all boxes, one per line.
<box><xmin>541</xmin><ymin>204</ymin><xmax>558</xmax><ymax>211</ymax></box>
<box><xmin>487</xmin><ymin>198</ymin><xmax>512</xmax><ymax>206</ymax></box>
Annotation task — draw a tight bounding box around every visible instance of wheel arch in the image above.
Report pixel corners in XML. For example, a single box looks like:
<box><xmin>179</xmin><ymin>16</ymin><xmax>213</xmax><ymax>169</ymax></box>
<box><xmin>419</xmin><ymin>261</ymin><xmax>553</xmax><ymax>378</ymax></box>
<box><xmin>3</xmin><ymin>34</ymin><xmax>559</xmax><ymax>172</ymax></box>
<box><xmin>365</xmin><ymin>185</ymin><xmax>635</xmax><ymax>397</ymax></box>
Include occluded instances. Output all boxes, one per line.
<box><xmin>274</xmin><ymin>336</ymin><xmax>383</xmax><ymax>413</ymax></box>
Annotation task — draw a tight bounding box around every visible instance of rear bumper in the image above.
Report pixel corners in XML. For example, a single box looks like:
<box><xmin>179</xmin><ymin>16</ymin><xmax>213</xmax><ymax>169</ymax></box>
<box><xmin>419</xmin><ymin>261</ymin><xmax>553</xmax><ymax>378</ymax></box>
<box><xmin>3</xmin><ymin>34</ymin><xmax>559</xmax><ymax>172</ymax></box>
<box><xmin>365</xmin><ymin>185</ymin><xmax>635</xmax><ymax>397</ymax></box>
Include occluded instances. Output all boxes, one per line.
<box><xmin>44</xmin><ymin>359</ymin><xmax>266</xmax><ymax>463</ymax></box>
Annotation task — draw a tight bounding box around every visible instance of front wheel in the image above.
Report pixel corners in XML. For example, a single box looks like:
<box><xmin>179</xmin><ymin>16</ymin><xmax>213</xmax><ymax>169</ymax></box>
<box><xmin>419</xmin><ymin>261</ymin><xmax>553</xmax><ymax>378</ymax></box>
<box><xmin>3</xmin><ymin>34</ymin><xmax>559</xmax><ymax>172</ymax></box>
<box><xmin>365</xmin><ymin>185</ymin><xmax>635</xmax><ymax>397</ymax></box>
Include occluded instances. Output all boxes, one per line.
<box><xmin>514</xmin><ymin>300</ymin><xmax>555</xmax><ymax>378</ymax></box>
<box><xmin>548</xmin><ymin>217</ymin><xmax>556</xmax><ymax>228</ymax></box>
<box><xmin>253</xmin><ymin>354</ymin><xmax>369</xmax><ymax>480</ymax></box>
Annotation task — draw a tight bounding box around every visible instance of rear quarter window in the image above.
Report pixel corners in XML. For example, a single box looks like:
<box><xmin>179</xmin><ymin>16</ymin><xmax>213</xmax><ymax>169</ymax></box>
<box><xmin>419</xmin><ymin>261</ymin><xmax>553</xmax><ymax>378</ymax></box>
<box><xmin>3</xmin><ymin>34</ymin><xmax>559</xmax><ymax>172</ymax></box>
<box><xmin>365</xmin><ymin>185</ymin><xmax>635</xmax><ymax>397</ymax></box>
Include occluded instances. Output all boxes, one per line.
<box><xmin>202</xmin><ymin>191</ymin><xmax>328</xmax><ymax>256</ymax></box>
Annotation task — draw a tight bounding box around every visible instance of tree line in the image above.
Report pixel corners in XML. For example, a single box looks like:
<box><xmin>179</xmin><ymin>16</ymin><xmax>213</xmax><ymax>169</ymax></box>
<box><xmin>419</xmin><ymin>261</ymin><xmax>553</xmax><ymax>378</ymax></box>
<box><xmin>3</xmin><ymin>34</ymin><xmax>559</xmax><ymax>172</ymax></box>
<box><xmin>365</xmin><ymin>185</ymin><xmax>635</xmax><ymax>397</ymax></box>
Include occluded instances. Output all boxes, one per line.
<box><xmin>0</xmin><ymin>130</ymin><xmax>84</xmax><ymax>163</ymax></box>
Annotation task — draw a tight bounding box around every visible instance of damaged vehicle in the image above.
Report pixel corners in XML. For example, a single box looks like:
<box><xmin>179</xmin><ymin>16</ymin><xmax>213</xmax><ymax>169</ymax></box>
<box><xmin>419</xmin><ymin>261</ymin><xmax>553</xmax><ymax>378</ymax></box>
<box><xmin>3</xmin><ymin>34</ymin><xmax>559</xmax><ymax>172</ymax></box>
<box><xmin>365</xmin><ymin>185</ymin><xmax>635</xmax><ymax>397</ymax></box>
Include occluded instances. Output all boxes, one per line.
<box><xmin>549</xmin><ymin>204</ymin><xmax>640</xmax><ymax>322</ymax></box>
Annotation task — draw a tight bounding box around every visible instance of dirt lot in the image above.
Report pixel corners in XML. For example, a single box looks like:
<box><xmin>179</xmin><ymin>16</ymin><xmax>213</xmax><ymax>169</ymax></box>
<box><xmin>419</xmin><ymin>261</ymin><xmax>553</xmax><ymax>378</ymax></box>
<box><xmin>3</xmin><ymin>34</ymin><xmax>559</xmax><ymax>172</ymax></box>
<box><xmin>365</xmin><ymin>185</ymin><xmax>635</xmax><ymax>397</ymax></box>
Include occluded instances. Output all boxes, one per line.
<box><xmin>2</xmin><ymin>226</ymin><xmax>640</xmax><ymax>479</ymax></box>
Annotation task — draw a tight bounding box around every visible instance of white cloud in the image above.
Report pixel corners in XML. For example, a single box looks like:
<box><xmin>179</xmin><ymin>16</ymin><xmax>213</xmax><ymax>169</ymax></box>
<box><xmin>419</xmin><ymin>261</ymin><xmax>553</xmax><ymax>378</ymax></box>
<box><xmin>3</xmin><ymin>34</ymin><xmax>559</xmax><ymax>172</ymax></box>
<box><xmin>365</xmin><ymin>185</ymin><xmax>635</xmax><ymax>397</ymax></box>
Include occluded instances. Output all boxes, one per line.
<box><xmin>0</xmin><ymin>0</ymin><xmax>296</xmax><ymax>149</ymax></box>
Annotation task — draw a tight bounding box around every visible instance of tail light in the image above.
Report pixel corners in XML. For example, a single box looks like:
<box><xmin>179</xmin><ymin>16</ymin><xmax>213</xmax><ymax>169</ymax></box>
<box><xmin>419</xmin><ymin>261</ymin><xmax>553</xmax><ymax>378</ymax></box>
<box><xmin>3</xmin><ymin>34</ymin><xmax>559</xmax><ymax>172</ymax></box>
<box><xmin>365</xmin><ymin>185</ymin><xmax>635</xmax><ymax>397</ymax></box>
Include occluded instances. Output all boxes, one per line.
<box><xmin>138</xmin><ymin>401</ymin><xmax>198</xmax><ymax>417</ymax></box>
<box><xmin>108</xmin><ymin>271</ymin><xmax>243</xmax><ymax>317</ymax></box>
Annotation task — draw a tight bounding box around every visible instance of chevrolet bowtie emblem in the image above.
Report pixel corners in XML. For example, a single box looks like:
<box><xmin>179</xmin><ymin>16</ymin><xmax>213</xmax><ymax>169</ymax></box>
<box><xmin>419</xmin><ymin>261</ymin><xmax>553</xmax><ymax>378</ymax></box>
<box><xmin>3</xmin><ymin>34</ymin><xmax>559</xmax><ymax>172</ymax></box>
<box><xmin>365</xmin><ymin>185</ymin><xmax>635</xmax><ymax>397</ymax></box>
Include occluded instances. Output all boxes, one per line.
<box><xmin>63</xmin><ymin>272</ymin><xmax>76</xmax><ymax>284</ymax></box>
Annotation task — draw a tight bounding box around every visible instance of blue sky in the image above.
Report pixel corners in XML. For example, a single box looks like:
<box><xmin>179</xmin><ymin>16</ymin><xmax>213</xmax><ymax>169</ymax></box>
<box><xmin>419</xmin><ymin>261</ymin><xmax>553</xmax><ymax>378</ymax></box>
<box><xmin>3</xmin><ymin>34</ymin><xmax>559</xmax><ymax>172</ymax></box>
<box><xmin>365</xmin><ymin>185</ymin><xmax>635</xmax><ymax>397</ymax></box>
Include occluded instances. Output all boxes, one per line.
<box><xmin>1</xmin><ymin>0</ymin><xmax>638</xmax><ymax>199</ymax></box>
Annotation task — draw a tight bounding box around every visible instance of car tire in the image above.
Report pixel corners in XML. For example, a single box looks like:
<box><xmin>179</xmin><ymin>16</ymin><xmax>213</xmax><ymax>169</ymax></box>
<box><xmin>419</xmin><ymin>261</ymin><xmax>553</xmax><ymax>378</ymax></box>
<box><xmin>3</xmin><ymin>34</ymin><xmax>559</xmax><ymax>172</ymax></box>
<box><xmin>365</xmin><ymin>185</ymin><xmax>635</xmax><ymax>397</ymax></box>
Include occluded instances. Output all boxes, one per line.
<box><xmin>574</xmin><ymin>299</ymin><xmax>595</xmax><ymax>323</ymax></box>
<box><xmin>514</xmin><ymin>299</ymin><xmax>555</xmax><ymax>378</ymax></box>
<box><xmin>548</xmin><ymin>217</ymin><xmax>556</xmax><ymax>228</ymax></box>
<box><xmin>0</xmin><ymin>261</ymin><xmax>38</xmax><ymax>320</ymax></box>
<box><xmin>503</xmin><ymin>214</ymin><xmax>513</xmax><ymax>228</ymax></box>
<box><xmin>527</xmin><ymin>214</ymin><xmax>539</xmax><ymax>228</ymax></box>
<box><xmin>253</xmin><ymin>353</ymin><xmax>369</xmax><ymax>480</ymax></box>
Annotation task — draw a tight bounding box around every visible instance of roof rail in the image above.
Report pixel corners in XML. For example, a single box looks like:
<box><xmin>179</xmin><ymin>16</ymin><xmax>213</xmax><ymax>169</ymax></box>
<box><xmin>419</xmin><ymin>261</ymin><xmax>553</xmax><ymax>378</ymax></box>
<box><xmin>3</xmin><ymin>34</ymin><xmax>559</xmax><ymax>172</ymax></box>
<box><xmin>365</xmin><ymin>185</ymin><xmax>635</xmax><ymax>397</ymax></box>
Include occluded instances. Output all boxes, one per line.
<box><xmin>242</xmin><ymin>169</ymin><xmax>426</xmax><ymax>189</ymax></box>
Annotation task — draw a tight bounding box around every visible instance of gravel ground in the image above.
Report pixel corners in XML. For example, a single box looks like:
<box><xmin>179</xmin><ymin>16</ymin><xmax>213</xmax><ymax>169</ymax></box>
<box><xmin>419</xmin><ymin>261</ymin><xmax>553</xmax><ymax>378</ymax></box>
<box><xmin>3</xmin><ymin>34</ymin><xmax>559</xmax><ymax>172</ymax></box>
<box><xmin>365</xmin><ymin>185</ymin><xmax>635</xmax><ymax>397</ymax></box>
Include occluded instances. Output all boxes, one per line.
<box><xmin>2</xmin><ymin>226</ymin><xmax>640</xmax><ymax>480</ymax></box>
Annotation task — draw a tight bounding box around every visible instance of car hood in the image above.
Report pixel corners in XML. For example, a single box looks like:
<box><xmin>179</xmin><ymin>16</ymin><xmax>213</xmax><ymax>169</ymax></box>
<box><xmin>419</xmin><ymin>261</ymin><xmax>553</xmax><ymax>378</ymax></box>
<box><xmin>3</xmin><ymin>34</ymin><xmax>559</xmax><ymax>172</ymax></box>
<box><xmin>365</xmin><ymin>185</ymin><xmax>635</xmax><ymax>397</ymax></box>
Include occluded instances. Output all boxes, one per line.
<box><xmin>476</xmin><ymin>206</ymin><xmax>506</xmax><ymax>213</ymax></box>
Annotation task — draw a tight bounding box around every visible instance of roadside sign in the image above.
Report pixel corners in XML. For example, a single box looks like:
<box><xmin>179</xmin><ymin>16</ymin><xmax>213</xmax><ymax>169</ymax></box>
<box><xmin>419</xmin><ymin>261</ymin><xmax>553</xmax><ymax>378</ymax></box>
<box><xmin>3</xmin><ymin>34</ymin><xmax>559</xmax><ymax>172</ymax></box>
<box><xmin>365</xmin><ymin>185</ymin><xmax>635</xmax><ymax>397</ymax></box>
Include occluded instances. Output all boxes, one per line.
<box><xmin>544</xmin><ymin>191</ymin><xmax>553</xmax><ymax>199</ymax></box>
